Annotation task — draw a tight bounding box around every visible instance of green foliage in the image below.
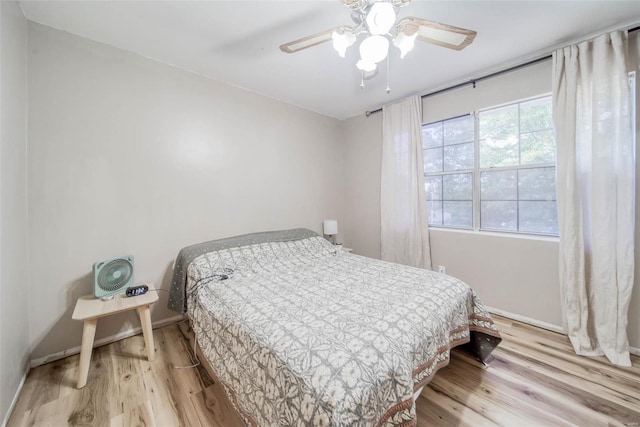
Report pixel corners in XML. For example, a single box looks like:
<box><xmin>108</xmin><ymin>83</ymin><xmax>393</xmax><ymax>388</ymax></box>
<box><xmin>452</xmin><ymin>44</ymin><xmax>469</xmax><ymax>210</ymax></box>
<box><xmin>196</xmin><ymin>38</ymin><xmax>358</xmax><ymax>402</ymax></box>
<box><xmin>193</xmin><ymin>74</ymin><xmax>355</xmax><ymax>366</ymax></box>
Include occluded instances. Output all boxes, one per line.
<box><xmin>479</xmin><ymin>98</ymin><xmax>555</xmax><ymax>168</ymax></box>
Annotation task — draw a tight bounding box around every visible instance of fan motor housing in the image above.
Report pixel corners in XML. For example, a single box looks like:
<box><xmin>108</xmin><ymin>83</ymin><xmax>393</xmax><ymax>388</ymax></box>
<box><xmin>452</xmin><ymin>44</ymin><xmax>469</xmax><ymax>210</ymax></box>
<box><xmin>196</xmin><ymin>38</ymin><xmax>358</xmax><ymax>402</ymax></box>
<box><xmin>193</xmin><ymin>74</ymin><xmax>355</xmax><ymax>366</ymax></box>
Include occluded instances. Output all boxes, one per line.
<box><xmin>93</xmin><ymin>255</ymin><xmax>135</xmax><ymax>299</ymax></box>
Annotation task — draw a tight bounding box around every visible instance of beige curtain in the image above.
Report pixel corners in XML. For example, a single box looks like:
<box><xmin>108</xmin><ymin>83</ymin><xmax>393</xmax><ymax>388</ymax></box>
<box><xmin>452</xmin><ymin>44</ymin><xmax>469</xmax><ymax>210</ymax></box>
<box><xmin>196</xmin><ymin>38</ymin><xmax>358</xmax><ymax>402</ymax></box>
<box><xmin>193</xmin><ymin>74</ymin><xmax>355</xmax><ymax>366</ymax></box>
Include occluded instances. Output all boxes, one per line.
<box><xmin>552</xmin><ymin>31</ymin><xmax>635</xmax><ymax>366</ymax></box>
<box><xmin>381</xmin><ymin>96</ymin><xmax>431</xmax><ymax>269</ymax></box>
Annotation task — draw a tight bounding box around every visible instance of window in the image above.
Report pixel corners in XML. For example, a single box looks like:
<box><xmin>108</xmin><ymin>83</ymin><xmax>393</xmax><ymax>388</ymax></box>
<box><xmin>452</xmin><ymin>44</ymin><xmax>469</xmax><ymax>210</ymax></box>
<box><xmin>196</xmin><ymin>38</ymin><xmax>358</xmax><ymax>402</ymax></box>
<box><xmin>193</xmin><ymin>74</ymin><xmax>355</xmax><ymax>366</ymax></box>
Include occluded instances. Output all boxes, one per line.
<box><xmin>423</xmin><ymin>95</ymin><xmax>558</xmax><ymax>236</ymax></box>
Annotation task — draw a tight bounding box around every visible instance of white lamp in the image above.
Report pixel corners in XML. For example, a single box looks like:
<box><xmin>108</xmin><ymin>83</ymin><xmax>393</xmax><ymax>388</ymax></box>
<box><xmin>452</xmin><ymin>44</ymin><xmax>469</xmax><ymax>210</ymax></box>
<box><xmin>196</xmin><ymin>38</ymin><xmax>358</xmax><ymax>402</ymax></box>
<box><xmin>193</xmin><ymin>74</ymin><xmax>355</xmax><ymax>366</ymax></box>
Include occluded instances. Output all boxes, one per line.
<box><xmin>323</xmin><ymin>219</ymin><xmax>338</xmax><ymax>244</ymax></box>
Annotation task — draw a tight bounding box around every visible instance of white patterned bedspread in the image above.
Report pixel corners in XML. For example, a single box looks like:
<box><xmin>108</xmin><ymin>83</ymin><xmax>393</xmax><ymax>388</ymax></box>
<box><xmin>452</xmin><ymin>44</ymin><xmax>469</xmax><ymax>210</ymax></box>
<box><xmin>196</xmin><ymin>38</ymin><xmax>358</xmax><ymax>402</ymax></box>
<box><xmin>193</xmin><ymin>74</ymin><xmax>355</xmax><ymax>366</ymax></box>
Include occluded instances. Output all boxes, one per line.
<box><xmin>186</xmin><ymin>236</ymin><xmax>500</xmax><ymax>427</ymax></box>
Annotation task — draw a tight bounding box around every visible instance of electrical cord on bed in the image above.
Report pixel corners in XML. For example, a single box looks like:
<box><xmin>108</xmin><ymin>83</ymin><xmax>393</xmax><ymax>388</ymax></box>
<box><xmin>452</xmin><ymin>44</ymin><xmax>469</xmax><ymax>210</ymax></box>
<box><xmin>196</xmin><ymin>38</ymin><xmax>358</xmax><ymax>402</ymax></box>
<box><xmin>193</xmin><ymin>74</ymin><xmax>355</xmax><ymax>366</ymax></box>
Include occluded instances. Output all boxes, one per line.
<box><xmin>172</xmin><ymin>268</ymin><xmax>234</xmax><ymax>370</ymax></box>
<box><xmin>185</xmin><ymin>268</ymin><xmax>235</xmax><ymax>300</ymax></box>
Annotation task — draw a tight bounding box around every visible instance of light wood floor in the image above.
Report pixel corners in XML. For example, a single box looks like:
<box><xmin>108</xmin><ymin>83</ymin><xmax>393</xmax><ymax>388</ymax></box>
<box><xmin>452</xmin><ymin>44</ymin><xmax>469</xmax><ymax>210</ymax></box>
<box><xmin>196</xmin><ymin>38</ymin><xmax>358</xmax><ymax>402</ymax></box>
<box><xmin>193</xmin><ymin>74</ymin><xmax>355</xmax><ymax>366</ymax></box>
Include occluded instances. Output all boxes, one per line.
<box><xmin>7</xmin><ymin>315</ymin><xmax>640</xmax><ymax>427</ymax></box>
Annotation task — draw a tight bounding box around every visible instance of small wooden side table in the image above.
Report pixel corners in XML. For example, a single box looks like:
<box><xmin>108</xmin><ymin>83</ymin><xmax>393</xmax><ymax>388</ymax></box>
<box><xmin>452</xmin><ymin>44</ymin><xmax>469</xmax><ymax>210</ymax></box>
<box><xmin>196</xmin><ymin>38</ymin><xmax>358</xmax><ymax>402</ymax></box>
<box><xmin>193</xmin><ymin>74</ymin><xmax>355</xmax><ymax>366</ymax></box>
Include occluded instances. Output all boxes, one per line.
<box><xmin>72</xmin><ymin>283</ymin><xmax>159</xmax><ymax>388</ymax></box>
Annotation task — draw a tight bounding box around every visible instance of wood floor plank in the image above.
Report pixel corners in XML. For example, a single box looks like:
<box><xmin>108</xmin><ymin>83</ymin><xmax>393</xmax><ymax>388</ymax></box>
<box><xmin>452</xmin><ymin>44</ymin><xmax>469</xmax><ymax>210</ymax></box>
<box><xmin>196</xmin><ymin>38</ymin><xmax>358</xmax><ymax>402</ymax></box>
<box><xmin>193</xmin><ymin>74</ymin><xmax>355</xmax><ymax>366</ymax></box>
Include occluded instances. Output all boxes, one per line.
<box><xmin>488</xmin><ymin>351</ymin><xmax>636</xmax><ymax>426</ymax></box>
<box><xmin>9</xmin><ymin>356</ymin><xmax>70</xmax><ymax>418</ymax></box>
<box><xmin>7</xmin><ymin>318</ymin><xmax>640</xmax><ymax>427</ymax></box>
<box><xmin>110</xmin><ymin>400</ymin><xmax>156</xmax><ymax>427</ymax></box>
<box><xmin>448</xmin><ymin>351</ymin><xmax>619</xmax><ymax>427</ymax></box>
<box><xmin>190</xmin><ymin>384</ymin><xmax>245</xmax><ymax>427</ymax></box>
<box><xmin>417</xmin><ymin>386</ymin><xmax>499</xmax><ymax>427</ymax></box>
<box><xmin>68</xmin><ymin>344</ymin><xmax>117</xmax><ymax>426</ymax></box>
<box><xmin>496</xmin><ymin>320</ymin><xmax>640</xmax><ymax>380</ymax></box>
<box><xmin>21</xmin><ymin>393</ymin><xmax>80</xmax><ymax>426</ymax></box>
<box><xmin>498</xmin><ymin>334</ymin><xmax>640</xmax><ymax>401</ymax></box>
<box><xmin>498</xmin><ymin>345</ymin><xmax>640</xmax><ymax>416</ymax></box>
<box><xmin>140</xmin><ymin>329</ymin><xmax>188</xmax><ymax>426</ymax></box>
<box><xmin>429</xmin><ymin>358</ymin><xmax>575</xmax><ymax>427</ymax></box>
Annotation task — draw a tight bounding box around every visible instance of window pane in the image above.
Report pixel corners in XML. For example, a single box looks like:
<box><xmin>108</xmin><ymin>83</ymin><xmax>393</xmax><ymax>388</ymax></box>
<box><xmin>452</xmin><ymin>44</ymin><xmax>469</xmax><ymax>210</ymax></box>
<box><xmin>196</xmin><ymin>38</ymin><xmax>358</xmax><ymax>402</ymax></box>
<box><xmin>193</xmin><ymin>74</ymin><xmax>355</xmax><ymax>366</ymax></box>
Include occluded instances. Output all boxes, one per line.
<box><xmin>519</xmin><ymin>201</ymin><xmax>558</xmax><ymax>234</ymax></box>
<box><xmin>422</xmin><ymin>122</ymin><xmax>443</xmax><ymax>149</ymax></box>
<box><xmin>443</xmin><ymin>115</ymin><xmax>474</xmax><ymax>145</ymax></box>
<box><xmin>480</xmin><ymin>170</ymin><xmax>517</xmax><ymax>201</ymax></box>
<box><xmin>424</xmin><ymin>148</ymin><xmax>443</xmax><ymax>173</ymax></box>
<box><xmin>519</xmin><ymin>167</ymin><xmax>556</xmax><ymax>201</ymax></box>
<box><xmin>423</xmin><ymin>95</ymin><xmax>558</xmax><ymax>236</ymax></box>
<box><xmin>427</xmin><ymin>201</ymin><xmax>443</xmax><ymax>226</ymax></box>
<box><xmin>480</xmin><ymin>138</ymin><xmax>519</xmax><ymax>168</ymax></box>
<box><xmin>443</xmin><ymin>173</ymin><xmax>472</xmax><ymax>200</ymax></box>
<box><xmin>424</xmin><ymin>176</ymin><xmax>442</xmax><ymax>201</ymax></box>
<box><xmin>520</xmin><ymin>97</ymin><xmax>553</xmax><ymax>133</ymax></box>
<box><xmin>444</xmin><ymin>142</ymin><xmax>474</xmax><ymax>171</ymax></box>
<box><xmin>443</xmin><ymin>201</ymin><xmax>472</xmax><ymax>227</ymax></box>
<box><xmin>479</xmin><ymin>105</ymin><xmax>519</xmax><ymax>167</ymax></box>
<box><xmin>521</xmin><ymin>130</ymin><xmax>555</xmax><ymax>165</ymax></box>
<box><xmin>481</xmin><ymin>201</ymin><xmax>517</xmax><ymax>231</ymax></box>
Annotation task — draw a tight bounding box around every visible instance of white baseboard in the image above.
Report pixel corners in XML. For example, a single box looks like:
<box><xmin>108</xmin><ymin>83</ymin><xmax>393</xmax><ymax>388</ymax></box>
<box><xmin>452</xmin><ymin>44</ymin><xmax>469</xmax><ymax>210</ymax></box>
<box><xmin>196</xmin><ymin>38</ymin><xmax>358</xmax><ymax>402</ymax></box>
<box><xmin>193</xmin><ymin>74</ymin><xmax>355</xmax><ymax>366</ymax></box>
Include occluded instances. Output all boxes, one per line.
<box><xmin>487</xmin><ymin>306</ymin><xmax>640</xmax><ymax>357</ymax></box>
<box><xmin>30</xmin><ymin>314</ymin><xmax>185</xmax><ymax>368</ymax></box>
<box><xmin>1</xmin><ymin>370</ymin><xmax>28</xmax><ymax>427</ymax></box>
<box><xmin>486</xmin><ymin>306</ymin><xmax>565</xmax><ymax>334</ymax></box>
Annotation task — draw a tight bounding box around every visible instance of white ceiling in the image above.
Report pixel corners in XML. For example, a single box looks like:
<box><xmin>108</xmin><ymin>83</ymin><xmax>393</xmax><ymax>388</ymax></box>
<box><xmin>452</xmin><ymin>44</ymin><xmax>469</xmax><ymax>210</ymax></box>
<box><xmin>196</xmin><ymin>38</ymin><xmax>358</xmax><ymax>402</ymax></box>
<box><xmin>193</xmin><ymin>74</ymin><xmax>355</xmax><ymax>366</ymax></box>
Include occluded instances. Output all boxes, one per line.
<box><xmin>19</xmin><ymin>0</ymin><xmax>640</xmax><ymax>120</ymax></box>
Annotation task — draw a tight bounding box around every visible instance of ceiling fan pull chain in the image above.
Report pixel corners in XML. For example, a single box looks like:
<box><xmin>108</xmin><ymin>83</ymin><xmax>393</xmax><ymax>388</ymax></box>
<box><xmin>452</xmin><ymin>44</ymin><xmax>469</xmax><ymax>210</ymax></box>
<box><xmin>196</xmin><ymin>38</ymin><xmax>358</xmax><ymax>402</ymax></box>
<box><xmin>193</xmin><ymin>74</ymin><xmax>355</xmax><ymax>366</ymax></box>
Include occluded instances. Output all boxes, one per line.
<box><xmin>386</xmin><ymin>57</ymin><xmax>391</xmax><ymax>94</ymax></box>
<box><xmin>360</xmin><ymin>71</ymin><xmax>365</xmax><ymax>89</ymax></box>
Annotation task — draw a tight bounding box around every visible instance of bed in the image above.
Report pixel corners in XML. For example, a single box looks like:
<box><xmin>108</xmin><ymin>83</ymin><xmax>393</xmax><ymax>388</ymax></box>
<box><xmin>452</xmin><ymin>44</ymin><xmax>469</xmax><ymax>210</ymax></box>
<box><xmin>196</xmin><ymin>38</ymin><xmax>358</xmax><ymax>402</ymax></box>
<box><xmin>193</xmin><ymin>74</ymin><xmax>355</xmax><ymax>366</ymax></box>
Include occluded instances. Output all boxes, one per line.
<box><xmin>168</xmin><ymin>228</ymin><xmax>501</xmax><ymax>426</ymax></box>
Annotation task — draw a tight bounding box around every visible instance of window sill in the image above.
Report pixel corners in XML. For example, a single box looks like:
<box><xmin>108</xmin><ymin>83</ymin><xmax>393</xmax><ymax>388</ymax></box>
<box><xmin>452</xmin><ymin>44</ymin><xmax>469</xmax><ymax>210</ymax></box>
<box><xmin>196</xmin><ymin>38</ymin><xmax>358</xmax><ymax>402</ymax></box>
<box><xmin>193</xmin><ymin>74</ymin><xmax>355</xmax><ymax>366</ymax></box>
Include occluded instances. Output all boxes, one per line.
<box><xmin>428</xmin><ymin>226</ymin><xmax>559</xmax><ymax>243</ymax></box>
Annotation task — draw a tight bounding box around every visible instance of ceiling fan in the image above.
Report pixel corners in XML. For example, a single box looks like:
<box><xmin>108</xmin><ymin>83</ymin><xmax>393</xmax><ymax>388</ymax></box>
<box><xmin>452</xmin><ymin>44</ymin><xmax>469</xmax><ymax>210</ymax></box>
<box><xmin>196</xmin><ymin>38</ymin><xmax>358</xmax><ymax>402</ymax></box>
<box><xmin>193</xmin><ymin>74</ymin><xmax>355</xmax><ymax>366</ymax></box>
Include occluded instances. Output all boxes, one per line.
<box><xmin>280</xmin><ymin>0</ymin><xmax>476</xmax><ymax>89</ymax></box>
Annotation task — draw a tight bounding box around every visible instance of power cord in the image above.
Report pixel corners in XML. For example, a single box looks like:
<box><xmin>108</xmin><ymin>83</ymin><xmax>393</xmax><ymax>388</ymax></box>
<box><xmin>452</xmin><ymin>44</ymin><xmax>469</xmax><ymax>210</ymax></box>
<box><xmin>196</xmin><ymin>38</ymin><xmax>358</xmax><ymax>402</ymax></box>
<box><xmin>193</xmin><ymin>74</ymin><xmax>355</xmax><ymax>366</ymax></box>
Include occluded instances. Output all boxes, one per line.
<box><xmin>173</xmin><ymin>329</ymin><xmax>200</xmax><ymax>369</ymax></box>
<box><xmin>133</xmin><ymin>270</ymin><xmax>233</xmax><ymax>369</ymax></box>
<box><xmin>172</xmin><ymin>268</ymin><xmax>234</xmax><ymax>370</ymax></box>
<box><xmin>185</xmin><ymin>268</ymin><xmax>235</xmax><ymax>300</ymax></box>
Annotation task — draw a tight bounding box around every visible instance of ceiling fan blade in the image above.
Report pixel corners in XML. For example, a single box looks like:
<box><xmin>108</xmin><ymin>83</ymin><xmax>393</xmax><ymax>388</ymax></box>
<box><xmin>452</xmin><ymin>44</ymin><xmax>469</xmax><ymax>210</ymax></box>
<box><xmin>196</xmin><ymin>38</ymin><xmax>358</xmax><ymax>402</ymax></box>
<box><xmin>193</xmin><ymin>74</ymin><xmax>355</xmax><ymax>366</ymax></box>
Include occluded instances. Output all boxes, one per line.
<box><xmin>399</xmin><ymin>17</ymin><xmax>477</xmax><ymax>51</ymax></box>
<box><xmin>341</xmin><ymin>0</ymin><xmax>411</xmax><ymax>9</ymax></box>
<box><xmin>280</xmin><ymin>27</ymin><xmax>341</xmax><ymax>54</ymax></box>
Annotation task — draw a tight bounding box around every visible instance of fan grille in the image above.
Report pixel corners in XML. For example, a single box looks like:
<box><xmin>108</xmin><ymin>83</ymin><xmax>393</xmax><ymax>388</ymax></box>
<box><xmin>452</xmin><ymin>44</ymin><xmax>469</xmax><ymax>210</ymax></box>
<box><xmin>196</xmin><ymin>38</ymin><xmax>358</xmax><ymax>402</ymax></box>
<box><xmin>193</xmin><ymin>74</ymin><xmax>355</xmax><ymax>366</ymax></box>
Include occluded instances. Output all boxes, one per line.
<box><xmin>97</xmin><ymin>259</ymin><xmax>133</xmax><ymax>292</ymax></box>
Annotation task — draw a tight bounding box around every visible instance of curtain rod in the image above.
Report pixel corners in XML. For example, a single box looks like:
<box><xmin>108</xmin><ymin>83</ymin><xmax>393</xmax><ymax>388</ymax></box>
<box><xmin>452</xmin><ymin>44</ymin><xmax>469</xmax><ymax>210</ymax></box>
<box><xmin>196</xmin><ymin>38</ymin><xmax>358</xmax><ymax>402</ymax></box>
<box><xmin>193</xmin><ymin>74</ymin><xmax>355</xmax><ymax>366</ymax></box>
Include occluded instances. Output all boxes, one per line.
<box><xmin>364</xmin><ymin>25</ymin><xmax>640</xmax><ymax>117</ymax></box>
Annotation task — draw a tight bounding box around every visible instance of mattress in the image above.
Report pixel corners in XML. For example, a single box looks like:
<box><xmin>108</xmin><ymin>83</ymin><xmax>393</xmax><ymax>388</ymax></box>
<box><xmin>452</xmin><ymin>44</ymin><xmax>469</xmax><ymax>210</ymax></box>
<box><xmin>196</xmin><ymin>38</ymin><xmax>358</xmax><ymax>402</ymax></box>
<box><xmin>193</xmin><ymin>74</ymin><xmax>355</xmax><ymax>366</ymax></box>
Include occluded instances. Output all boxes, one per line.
<box><xmin>178</xmin><ymin>231</ymin><xmax>501</xmax><ymax>426</ymax></box>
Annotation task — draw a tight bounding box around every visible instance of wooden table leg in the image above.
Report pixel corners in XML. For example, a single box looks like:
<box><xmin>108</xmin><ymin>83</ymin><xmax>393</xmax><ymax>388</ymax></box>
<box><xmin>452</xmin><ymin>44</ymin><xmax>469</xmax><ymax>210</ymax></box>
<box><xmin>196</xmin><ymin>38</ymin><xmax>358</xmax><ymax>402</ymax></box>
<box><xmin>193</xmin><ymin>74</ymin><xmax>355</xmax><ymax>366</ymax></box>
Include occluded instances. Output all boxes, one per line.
<box><xmin>137</xmin><ymin>305</ymin><xmax>155</xmax><ymax>361</ymax></box>
<box><xmin>77</xmin><ymin>318</ymin><xmax>97</xmax><ymax>388</ymax></box>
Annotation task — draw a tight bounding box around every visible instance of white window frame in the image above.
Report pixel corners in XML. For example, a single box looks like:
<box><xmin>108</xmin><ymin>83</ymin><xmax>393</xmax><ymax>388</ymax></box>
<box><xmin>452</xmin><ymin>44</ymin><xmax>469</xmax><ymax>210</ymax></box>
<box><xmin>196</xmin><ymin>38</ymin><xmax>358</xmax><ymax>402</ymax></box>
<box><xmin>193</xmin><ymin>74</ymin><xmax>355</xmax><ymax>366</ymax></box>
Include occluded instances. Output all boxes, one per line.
<box><xmin>424</xmin><ymin>93</ymin><xmax>558</xmax><ymax>237</ymax></box>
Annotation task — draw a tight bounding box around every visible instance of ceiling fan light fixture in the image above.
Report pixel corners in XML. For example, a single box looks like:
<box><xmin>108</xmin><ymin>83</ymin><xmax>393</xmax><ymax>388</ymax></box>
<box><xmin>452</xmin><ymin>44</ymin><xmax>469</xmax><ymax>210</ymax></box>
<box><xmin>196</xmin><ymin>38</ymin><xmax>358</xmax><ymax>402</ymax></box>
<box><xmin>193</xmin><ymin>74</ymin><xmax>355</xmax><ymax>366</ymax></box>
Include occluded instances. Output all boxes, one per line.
<box><xmin>394</xmin><ymin>31</ymin><xmax>417</xmax><ymax>58</ymax></box>
<box><xmin>366</xmin><ymin>2</ymin><xmax>396</xmax><ymax>35</ymax></box>
<box><xmin>332</xmin><ymin>29</ymin><xmax>356</xmax><ymax>57</ymax></box>
<box><xmin>279</xmin><ymin>1</ymin><xmax>478</xmax><ymax>92</ymax></box>
<box><xmin>359</xmin><ymin>35</ymin><xmax>389</xmax><ymax>64</ymax></box>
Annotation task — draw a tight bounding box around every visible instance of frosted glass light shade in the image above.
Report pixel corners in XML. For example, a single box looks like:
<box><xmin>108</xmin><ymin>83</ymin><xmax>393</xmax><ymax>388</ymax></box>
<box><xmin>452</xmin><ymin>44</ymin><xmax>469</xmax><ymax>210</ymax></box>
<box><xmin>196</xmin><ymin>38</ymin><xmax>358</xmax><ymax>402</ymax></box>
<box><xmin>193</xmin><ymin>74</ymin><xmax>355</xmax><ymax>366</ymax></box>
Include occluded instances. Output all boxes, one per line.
<box><xmin>366</xmin><ymin>2</ymin><xmax>396</xmax><ymax>35</ymax></box>
<box><xmin>332</xmin><ymin>29</ymin><xmax>356</xmax><ymax>58</ymax></box>
<box><xmin>359</xmin><ymin>35</ymin><xmax>389</xmax><ymax>64</ymax></box>
<box><xmin>394</xmin><ymin>31</ymin><xmax>417</xmax><ymax>58</ymax></box>
<box><xmin>323</xmin><ymin>219</ymin><xmax>338</xmax><ymax>235</ymax></box>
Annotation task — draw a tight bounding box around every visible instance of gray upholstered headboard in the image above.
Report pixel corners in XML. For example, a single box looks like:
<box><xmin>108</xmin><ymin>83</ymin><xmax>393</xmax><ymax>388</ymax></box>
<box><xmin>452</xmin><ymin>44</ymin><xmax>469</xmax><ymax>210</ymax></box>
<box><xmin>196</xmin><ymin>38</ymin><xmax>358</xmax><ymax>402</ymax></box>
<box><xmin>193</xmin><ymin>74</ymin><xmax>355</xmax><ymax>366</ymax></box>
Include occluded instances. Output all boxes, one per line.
<box><xmin>167</xmin><ymin>228</ymin><xmax>319</xmax><ymax>313</ymax></box>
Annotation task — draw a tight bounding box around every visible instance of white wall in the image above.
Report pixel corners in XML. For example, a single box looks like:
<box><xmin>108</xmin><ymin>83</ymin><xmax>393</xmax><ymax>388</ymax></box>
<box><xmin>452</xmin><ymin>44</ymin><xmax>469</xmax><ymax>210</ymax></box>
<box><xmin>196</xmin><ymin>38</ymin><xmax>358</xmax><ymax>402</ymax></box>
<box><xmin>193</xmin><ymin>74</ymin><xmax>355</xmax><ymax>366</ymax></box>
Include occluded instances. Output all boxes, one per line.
<box><xmin>0</xmin><ymin>0</ymin><xmax>29</xmax><ymax>423</ymax></box>
<box><xmin>27</xmin><ymin>22</ymin><xmax>343</xmax><ymax>361</ymax></box>
<box><xmin>342</xmin><ymin>113</ymin><xmax>381</xmax><ymax>260</ymax></box>
<box><xmin>342</xmin><ymin>42</ymin><xmax>640</xmax><ymax>349</ymax></box>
